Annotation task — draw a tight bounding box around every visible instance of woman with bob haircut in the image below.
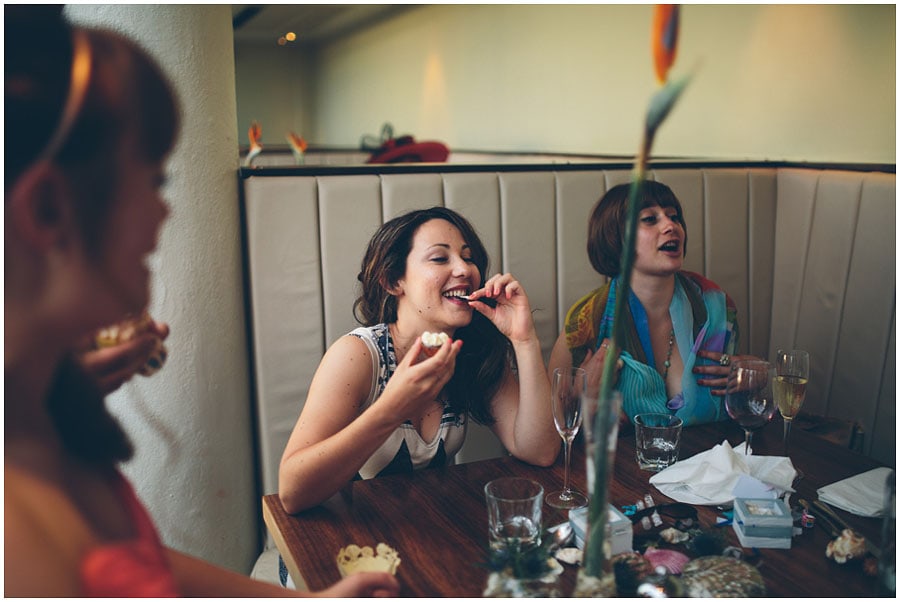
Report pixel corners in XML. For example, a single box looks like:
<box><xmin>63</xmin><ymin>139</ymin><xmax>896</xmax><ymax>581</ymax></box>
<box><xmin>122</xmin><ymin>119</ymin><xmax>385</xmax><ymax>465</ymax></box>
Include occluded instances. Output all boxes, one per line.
<box><xmin>549</xmin><ymin>180</ymin><xmax>756</xmax><ymax>425</ymax></box>
<box><xmin>4</xmin><ymin>6</ymin><xmax>397</xmax><ymax>597</ymax></box>
<box><xmin>279</xmin><ymin>206</ymin><xmax>559</xmax><ymax>514</ymax></box>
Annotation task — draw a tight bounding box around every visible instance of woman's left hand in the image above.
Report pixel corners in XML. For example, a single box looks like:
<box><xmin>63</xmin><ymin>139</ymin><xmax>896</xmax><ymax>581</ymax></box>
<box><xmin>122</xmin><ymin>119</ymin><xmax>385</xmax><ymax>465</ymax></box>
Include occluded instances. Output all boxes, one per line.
<box><xmin>466</xmin><ymin>273</ymin><xmax>536</xmax><ymax>343</ymax></box>
<box><xmin>693</xmin><ymin>350</ymin><xmax>760</xmax><ymax>396</ymax></box>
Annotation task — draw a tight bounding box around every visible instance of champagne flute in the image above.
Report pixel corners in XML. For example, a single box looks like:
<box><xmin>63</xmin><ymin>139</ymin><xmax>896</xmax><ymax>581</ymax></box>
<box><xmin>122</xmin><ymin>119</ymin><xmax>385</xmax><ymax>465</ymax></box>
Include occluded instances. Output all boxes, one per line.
<box><xmin>724</xmin><ymin>359</ymin><xmax>777</xmax><ymax>455</ymax></box>
<box><xmin>774</xmin><ymin>349</ymin><xmax>809</xmax><ymax>452</ymax></box>
<box><xmin>546</xmin><ymin>367</ymin><xmax>588</xmax><ymax>509</ymax></box>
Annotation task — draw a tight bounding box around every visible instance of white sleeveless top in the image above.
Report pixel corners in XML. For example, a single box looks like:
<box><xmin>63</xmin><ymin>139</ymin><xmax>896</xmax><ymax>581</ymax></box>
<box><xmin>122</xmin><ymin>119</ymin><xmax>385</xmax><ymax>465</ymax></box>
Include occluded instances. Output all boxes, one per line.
<box><xmin>349</xmin><ymin>324</ymin><xmax>467</xmax><ymax>480</ymax></box>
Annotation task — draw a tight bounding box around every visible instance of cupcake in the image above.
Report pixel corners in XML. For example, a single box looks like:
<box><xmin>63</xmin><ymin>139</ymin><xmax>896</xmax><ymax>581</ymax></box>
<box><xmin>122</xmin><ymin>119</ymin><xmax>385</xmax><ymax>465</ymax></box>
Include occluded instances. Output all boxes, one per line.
<box><xmin>420</xmin><ymin>331</ymin><xmax>450</xmax><ymax>357</ymax></box>
<box><xmin>95</xmin><ymin>311</ymin><xmax>168</xmax><ymax>376</ymax></box>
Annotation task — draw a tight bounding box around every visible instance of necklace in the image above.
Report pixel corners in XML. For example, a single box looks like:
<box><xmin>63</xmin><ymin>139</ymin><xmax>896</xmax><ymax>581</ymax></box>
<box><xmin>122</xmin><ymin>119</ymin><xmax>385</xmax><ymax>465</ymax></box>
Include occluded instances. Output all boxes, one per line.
<box><xmin>662</xmin><ymin>329</ymin><xmax>675</xmax><ymax>381</ymax></box>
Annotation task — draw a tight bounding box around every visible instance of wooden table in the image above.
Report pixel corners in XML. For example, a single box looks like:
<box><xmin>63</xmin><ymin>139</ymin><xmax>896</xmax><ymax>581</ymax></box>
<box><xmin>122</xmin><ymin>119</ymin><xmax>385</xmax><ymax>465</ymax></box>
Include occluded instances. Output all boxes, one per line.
<box><xmin>263</xmin><ymin>419</ymin><xmax>888</xmax><ymax>597</ymax></box>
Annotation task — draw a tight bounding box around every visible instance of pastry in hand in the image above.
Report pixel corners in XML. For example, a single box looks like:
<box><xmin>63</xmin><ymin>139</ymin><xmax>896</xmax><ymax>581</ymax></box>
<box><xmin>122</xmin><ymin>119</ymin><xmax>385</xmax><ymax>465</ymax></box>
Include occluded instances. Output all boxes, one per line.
<box><xmin>95</xmin><ymin>311</ymin><xmax>168</xmax><ymax>376</ymax></box>
<box><xmin>420</xmin><ymin>331</ymin><xmax>450</xmax><ymax>357</ymax></box>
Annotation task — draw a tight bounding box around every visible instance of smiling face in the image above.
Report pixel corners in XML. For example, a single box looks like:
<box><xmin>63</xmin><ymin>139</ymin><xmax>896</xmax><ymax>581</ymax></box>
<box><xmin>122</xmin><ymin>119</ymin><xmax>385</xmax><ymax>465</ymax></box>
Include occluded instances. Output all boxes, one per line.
<box><xmin>393</xmin><ymin>218</ymin><xmax>482</xmax><ymax>336</ymax></box>
<box><xmin>633</xmin><ymin>203</ymin><xmax>686</xmax><ymax>278</ymax></box>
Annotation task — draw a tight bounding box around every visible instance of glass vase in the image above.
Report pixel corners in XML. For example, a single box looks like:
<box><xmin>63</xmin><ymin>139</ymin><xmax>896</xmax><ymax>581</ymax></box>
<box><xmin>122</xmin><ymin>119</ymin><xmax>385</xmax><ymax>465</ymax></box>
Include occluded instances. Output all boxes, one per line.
<box><xmin>574</xmin><ymin>390</ymin><xmax>621</xmax><ymax>597</ymax></box>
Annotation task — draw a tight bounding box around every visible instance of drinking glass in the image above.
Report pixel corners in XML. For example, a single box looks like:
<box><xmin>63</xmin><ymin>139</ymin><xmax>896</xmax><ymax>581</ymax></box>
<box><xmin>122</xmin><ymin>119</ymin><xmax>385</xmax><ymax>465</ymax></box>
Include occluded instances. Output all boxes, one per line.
<box><xmin>546</xmin><ymin>367</ymin><xmax>588</xmax><ymax>509</ymax></box>
<box><xmin>724</xmin><ymin>359</ymin><xmax>777</xmax><ymax>455</ymax></box>
<box><xmin>774</xmin><ymin>349</ymin><xmax>809</xmax><ymax>456</ymax></box>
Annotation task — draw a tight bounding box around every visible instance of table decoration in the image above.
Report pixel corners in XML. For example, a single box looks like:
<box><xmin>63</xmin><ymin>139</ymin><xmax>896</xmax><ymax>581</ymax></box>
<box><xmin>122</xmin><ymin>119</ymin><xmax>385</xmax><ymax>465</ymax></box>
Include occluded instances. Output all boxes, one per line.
<box><xmin>576</xmin><ymin>4</ymin><xmax>691</xmax><ymax>596</ymax></box>
<box><xmin>335</xmin><ymin>543</ymin><xmax>400</xmax><ymax>577</ymax></box>
<box><xmin>482</xmin><ymin>533</ymin><xmax>563</xmax><ymax>597</ymax></box>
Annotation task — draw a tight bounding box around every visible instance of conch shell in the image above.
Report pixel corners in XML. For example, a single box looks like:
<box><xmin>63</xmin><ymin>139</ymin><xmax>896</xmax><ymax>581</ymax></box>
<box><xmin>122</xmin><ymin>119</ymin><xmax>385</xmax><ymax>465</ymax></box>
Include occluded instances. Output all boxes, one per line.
<box><xmin>825</xmin><ymin>529</ymin><xmax>867</xmax><ymax>564</ymax></box>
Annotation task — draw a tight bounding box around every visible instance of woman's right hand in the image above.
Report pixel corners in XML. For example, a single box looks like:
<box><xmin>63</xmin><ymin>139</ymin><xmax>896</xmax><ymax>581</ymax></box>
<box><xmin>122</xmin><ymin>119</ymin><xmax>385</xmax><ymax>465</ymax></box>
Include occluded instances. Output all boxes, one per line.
<box><xmin>377</xmin><ymin>336</ymin><xmax>462</xmax><ymax>420</ymax></box>
<box><xmin>315</xmin><ymin>571</ymin><xmax>400</xmax><ymax>598</ymax></box>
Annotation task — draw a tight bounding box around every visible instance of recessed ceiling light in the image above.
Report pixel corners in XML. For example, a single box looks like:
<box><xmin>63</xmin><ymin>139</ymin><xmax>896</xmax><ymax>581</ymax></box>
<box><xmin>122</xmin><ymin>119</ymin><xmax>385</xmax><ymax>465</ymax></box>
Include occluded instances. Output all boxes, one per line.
<box><xmin>285</xmin><ymin>32</ymin><xmax>297</xmax><ymax>42</ymax></box>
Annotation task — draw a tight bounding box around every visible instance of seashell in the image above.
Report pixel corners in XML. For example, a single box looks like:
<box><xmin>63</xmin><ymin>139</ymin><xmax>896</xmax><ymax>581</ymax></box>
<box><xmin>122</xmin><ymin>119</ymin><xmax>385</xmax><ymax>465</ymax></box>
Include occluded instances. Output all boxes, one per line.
<box><xmin>659</xmin><ymin>527</ymin><xmax>690</xmax><ymax>544</ymax></box>
<box><xmin>643</xmin><ymin>547</ymin><xmax>690</xmax><ymax>575</ymax></box>
<box><xmin>825</xmin><ymin>529</ymin><xmax>868</xmax><ymax>564</ymax></box>
<box><xmin>680</xmin><ymin>556</ymin><xmax>766</xmax><ymax>597</ymax></box>
<box><xmin>612</xmin><ymin>552</ymin><xmax>654</xmax><ymax>597</ymax></box>
<box><xmin>336</xmin><ymin>542</ymin><xmax>401</xmax><ymax>576</ymax></box>
<box><xmin>554</xmin><ymin>547</ymin><xmax>582</xmax><ymax>566</ymax></box>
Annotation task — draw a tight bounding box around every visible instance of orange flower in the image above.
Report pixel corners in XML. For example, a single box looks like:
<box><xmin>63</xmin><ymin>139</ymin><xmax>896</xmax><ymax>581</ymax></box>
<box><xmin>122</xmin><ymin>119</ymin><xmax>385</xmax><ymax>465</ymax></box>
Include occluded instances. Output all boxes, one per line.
<box><xmin>287</xmin><ymin>131</ymin><xmax>308</xmax><ymax>154</ymax></box>
<box><xmin>248</xmin><ymin>121</ymin><xmax>263</xmax><ymax>152</ymax></box>
<box><xmin>652</xmin><ymin>5</ymin><xmax>679</xmax><ymax>84</ymax></box>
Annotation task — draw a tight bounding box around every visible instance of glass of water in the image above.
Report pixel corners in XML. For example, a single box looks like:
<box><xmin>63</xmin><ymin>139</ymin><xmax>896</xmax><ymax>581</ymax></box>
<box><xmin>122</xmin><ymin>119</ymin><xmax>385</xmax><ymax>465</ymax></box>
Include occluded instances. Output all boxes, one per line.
<box><xmin>634</xmin><ymin>413</ymin><xmax>683</xmax><ymax>471</ymax></box>
<box><xmin>484</xmin><ymin>477</ymin><xmax>543</xmax><ymax>551</ymax></box>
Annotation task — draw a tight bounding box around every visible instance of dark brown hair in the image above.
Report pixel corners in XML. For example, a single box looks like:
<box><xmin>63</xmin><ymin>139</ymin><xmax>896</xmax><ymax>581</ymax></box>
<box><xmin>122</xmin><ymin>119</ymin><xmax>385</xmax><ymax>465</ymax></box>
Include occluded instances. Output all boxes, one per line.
<box><xmin>354</xmin><ymin>207</ymin><xmax>510</xmax><ymax>425</ymax></box>
<box><xmin>5</xmin><ymin>6</ymin><xmax>180</xmax><ymax>466</ymax></box>
<box><xmin>587</xmin><ymin>180</ymin><xmax>687</xmax><ymax>277</ymax></box>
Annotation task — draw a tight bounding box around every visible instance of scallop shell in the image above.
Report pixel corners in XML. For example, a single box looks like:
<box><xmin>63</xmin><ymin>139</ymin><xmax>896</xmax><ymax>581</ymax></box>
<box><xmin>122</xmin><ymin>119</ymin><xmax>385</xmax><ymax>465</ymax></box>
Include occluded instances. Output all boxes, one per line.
<box><xmin>826</xmin><ymin>529</ymin><xmax>868</xmax><ymax>564</ymax></box>
<box><xmin>680</xmin><ymin>556</ymin><xmax>766</xmax><ymax>597</ymax></box>
<box><xmin>336</xmin><ymin>542</ymin><xmax>401</xmax><ymax>576</ymax></box>
<box><xmin>643</xmin><ymin>547</ymin><xmax>690</xmax><ymax>575</ymax></box>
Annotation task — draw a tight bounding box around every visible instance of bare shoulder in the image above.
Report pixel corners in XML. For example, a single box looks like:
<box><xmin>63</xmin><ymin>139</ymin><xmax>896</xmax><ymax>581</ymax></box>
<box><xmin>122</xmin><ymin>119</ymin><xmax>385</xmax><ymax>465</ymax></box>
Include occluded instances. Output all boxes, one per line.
<box><xmin>5</xmin><ymin>468</ymin><xmax>89</xmax><ymax>596</ymax></box>
<box><xmin>305</xmin><ymin>334</ymin><xmax>377</xmax><ymax>413</ymax></box>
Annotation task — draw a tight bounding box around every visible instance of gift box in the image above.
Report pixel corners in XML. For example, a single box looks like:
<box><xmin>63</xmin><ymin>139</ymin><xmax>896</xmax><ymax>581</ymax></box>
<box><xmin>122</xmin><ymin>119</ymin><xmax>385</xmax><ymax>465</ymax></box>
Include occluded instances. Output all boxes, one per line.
<box><xmin>569</xmin><ymin>505</ymin><xmax>633</xmax><ymax>556</ymax></box>
<box><xmin>732</xmin><ymin>498</ymin><xmax>792</xmax><ymax>549</ymax></box>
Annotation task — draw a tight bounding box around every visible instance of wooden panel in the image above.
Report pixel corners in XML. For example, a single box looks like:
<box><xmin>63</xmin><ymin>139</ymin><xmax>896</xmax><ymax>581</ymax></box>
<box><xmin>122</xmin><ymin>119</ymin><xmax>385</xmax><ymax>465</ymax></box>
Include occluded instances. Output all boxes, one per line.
<box><xmin>381</xmin><ymin>173</ymin><xmax>445</xmax><ymax>220</ymax></box>
<box><xmin>769</xmin><ymin>169</ymin><xmax>817</xmax><ymax>356</ymax></box>
<box><xmin>318</xmin><ymin>175</ymin><xmax>382</xmax><ymax>346</ymax></box>
<box><xmin>554</xmin><ymin>171</ymin><xmax>607</xmax><ymax>333</ymax></box>
<box><xmin>703</xmin><ymin>170</ymin><xmax>751</xmax><ymax>354</ymax></box>
<box><xmin>793</xmin><ymin>172</ymin><xmax>862</xmax><ymax>415</ymax></box>
<box><xmin>829</xmin><ymin>172</ymin><xmax>896</xmax><ymax>449</ymax></box>
<box><xmin>747</xmin><ymin>170</ymin><xmax>778</xmax><ymax>359</ymax></box>
<box><xmin>244</xmin><ymin>176</ymin><xmax>322</xmax><ymax>496</ymax></box>
<box><xmin>870</xmin><ymin>315</ymin><xmax>896</xmax><ymax>467</ymax></box>
<box><xmin>442</xmin><ymin>172</ymin><xmax>503</xmax><ymax>275</ymax></box>
<box><xmin>499</xmin><ymin>172</ymin><xmax>558</xmax><ymax>362</ymax></box>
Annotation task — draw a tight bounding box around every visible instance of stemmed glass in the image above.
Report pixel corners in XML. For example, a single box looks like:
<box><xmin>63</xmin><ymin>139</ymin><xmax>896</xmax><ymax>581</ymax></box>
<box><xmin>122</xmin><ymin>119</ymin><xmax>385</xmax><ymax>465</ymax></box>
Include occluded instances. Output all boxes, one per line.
<box><xmin>724</xmin><ymin>359</ymin><xmax>777</xmax><ymax>455</ymax></box>
<box><xmin>774</xmin><ymin>349</ymin><xmax>809</xmax><ymax>455</ymax></box>
<box><xmin>546</xmin><ymin>367</ymin><xmax>588</xmax><ymax>509</ymax></box>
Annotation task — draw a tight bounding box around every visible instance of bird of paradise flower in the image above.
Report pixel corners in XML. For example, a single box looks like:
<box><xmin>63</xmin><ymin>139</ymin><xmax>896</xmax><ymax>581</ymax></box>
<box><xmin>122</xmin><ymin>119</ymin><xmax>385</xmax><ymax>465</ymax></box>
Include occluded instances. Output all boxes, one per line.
<box><xmin>581</xmin><ymin>3</ymin><xmax>692</xmax><ymax>584</ymax></box>
<box><xmin>243</xmin><ymin>121</ymin><xmax>263</xmax><ymax>167</ymax></box>
<box><xmin>286</xmin><ymin>131</ymin><xmax>308</xmax><ymax>165</ymax></box>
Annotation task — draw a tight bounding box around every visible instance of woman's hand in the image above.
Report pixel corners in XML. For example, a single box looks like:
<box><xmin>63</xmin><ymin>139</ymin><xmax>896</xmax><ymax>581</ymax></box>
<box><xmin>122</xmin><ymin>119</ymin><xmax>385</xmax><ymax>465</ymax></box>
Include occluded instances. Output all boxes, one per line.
<box><xmin>377</xmin><ymin>336</ymin><xmax>462</xmax><ymax>421</ymax></box>
<box><xmin>76</xmin><ymin>320</ymin><xmax>170</xmax><ymax>394</ymax></box>
<box><xmin>466</xmin><ymin>273</ymin><xmax>536</xmax><ymax>344</ymax></box>
<box><xmin>693</xmin><ymin>350</ymin><xmax>760</xmax><ymax>396</ymax></box>
<box><xmin>315</xmin><ymin>571</ymin><xmax>400</xmax><ymax>598</ymax></box>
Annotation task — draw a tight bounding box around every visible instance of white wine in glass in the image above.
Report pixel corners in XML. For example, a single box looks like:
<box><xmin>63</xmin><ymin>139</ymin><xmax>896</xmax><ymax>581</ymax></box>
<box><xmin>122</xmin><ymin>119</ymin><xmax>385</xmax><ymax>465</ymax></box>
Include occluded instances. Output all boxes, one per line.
<box><xmin>774</xmin><ymin>349</ymin><xmax>809</xmax><ymax>457</ymax></box>
<box><xmin>546</xmin><ymin>367</ymin><xmax>588</xmax><ymax>509</ymax></box>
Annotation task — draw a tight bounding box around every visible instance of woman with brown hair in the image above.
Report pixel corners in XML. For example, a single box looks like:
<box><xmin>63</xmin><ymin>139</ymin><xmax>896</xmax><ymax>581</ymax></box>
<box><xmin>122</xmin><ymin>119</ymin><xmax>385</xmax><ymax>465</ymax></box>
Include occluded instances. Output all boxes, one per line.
<box><xmin>4</xmin><ymin>6</ymin><xmax>397</xmax><ymax>597</ymax></box>
<box><xmin>549</xmin><ymin>180</ymin><xmax>755</xmax><ymax>426</ymax></box>
<box><xmin>279</xmin><ymin>207</ymin><xmax>559</xmax><ymax>514</ymax></box>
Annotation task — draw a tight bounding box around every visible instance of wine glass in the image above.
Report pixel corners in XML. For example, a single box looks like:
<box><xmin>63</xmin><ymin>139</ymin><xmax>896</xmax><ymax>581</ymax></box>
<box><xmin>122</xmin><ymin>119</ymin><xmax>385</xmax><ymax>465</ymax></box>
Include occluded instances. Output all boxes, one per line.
<box><xmin>546</xmin><ymin>367</ymin><xmax>588</xmax><ymax>509</ymax></box>
<box><xmin>724</xmin><ymin>359</ymin><xmax>777</xmax><ymax>455</ymax></box>
<box><xmin>774</xmin><ymin>349</ymin><xmax>809</xmax><ymax>456</ymax></box>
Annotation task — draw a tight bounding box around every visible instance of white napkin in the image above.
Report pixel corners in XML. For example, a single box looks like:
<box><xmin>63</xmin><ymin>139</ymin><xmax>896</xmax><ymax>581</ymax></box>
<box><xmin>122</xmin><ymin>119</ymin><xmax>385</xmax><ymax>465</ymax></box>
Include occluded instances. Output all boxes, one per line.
<box><xmin>817</xmin><ymin>467</ymin><xmax>894</xmax><ymax>517</ymax></box>
<box><xmin>648</xmin><ymin>440</ymin><xmax>797</xmax><ymax>506</ymax></box>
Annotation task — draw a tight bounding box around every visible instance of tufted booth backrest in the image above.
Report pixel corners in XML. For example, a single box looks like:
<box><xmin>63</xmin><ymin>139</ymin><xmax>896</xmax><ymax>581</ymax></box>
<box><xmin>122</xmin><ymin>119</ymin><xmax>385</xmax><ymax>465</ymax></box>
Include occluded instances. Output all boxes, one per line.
<box><xmin>241</xmin><ymin>165</ymin><xmax>895</xmax><ymax>501</ymax></box>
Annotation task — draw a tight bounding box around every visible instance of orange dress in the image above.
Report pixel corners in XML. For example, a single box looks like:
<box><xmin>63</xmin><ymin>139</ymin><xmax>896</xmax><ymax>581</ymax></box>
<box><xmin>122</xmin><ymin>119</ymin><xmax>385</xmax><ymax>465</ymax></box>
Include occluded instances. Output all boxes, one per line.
<box><xmin>80</xmin><ymin>474</ymin><xmax>180</xmax><ymax>597</ymax></box>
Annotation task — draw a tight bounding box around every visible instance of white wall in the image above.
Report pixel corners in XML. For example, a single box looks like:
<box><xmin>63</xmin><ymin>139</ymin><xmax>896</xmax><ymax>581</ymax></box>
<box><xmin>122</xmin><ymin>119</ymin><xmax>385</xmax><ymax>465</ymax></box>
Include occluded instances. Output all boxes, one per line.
<box><xmin>237</xmin><ymin>4</ymin><xmax>894</xmax><ymax>164</ymax></box>
<box><xmin>65</xmin><ymin>5</ymin><xmax>257</xmax><ymax>574</ymax></box>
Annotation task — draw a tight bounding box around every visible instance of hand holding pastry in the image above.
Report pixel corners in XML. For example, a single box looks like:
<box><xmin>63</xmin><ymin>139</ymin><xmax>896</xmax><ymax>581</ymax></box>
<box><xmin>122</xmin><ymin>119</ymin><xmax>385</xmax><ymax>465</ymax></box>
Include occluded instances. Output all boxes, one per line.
<box><xmin>78</xmin><ymin>312</ymin><xmax>169</xmax><ymax>394</ymax></box>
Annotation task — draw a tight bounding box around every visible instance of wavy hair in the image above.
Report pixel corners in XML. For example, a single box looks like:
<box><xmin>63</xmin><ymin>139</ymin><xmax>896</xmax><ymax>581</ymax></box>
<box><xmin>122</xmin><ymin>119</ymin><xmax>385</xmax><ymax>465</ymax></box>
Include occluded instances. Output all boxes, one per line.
<box><xmin>354</xmin><ymin>207</ymin><xmax>510</xmax><ymax>425</ymax></box>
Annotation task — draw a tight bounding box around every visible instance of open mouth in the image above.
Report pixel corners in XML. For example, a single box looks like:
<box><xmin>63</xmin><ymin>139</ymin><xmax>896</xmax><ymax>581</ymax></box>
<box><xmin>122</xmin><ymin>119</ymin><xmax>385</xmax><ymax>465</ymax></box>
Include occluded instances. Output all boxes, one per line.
<box><xmin>442</xmin><ymin>288</ymin><xmax>470</xmax><ymax>302</ymax></box>
<box><xmin>659</xmin><ymin>240</ymin><xmax>681</xmax><ymax>253</ymax></box>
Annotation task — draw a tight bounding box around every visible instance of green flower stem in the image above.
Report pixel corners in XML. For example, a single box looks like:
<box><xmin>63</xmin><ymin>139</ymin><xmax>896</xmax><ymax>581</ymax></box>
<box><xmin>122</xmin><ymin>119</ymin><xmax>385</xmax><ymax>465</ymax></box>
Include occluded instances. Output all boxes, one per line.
<box><xmin>582</xmin><ymin>75</ymin><xmax>689</xmax><ymax>579</ymax></box>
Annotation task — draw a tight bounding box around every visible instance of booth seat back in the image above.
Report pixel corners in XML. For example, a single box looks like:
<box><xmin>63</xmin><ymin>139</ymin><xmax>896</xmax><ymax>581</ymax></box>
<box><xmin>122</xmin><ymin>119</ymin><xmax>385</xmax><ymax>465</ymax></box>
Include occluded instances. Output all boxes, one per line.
<box><xmin>242</xmin><ymin>166</ymin><xmax>895</xmax><ymax>498</ymax></box>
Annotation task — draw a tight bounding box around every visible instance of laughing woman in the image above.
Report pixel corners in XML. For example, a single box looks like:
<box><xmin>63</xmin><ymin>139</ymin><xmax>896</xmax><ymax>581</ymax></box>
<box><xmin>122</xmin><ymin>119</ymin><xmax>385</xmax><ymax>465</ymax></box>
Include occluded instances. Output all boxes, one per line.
<box><xmin>279</xmin><ymin>207</ymin><xmax>559</xmax><ymax>514</ymax></box>
<box><xmin>549</xmin><ymin>181</ymin><xmax>757</xmax><ymax>426</ymax></box>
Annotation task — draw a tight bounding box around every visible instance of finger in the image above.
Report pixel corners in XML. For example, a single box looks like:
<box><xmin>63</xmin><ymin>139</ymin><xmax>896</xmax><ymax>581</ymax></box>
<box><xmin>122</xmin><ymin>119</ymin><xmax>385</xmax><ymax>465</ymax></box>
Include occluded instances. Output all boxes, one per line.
<box><xmin>150</xmin><ymin>320</ymin><xmax>170</xmax><ymax>341</ymax></box>
<box><xmin>405</xmin><ymin>337</ymin><xmax>425</xmax><ymax>365</ymax></box>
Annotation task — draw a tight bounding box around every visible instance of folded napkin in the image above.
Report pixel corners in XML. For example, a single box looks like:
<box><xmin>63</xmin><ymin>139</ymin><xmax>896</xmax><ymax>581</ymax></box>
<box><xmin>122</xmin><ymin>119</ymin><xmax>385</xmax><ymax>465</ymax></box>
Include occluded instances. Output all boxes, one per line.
<box><xmin>648</xmin><ymin>440</ymin><xmax>797</xmax><ymax>506</ymax></box>
<box><xmin>817</xmin><ymin>467</ymin><xmax>894</xmax><ymax>517</ymax></box>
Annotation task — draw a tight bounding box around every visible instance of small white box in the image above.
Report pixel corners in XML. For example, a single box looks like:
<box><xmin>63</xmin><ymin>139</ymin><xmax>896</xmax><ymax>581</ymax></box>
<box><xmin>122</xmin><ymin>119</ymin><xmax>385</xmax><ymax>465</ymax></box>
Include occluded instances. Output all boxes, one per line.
<box><xmin>732</xmin><ymin>498</ymin><xmax>792</xmax><ymax>549</ymax></box>
<box><xmin>569</xmin><ymin>505</ymin><xmax>633</xmax><ymax>556</ymax></box>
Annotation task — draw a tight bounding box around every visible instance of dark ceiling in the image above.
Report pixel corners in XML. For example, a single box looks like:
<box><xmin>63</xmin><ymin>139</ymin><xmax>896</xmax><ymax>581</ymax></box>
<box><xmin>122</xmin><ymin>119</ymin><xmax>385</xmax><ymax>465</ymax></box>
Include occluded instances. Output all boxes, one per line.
<box><xmin>232</xmin><ymin>4</ymin><xmax>414</xmax><ymax>46</ymax></box>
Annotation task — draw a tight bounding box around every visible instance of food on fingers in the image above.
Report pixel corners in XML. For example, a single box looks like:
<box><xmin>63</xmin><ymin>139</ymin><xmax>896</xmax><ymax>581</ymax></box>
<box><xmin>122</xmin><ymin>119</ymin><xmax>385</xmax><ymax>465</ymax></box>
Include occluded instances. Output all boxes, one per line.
<box><xmin>420</xmin><ymin>331</ymin><xmax>450</xmax><ymax>357</ymax></box>
<box><xmin>95</xmin><ymin>311</ymin><xmax>168</xmax><ymax>376</ymax></box>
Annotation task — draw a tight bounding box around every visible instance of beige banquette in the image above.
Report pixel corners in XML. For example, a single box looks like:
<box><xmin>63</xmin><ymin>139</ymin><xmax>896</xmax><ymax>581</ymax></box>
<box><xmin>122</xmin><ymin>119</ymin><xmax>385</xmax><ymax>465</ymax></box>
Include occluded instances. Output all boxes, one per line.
<box><xmin>240</xmin><ymin>160</ymin><xmax>896</xmax><ymax>519</ymax></box>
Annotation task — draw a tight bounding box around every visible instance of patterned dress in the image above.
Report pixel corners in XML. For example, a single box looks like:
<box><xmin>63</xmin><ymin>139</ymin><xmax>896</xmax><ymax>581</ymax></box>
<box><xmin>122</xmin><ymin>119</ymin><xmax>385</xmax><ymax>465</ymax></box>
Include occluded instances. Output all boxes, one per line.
<box><xmin>349</xmin><ymin>323</ymin><xmax>467</xmax><ymax>479</ymax></box>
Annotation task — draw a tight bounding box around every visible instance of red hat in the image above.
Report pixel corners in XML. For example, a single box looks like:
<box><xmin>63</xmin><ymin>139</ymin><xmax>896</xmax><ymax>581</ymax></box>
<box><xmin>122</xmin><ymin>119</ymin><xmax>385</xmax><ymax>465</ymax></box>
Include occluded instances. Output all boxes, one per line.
<box><xmin>366</xmin><ymin>135</ymin><xmax>449</xmax><ymax>164</ymax></box>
